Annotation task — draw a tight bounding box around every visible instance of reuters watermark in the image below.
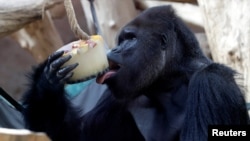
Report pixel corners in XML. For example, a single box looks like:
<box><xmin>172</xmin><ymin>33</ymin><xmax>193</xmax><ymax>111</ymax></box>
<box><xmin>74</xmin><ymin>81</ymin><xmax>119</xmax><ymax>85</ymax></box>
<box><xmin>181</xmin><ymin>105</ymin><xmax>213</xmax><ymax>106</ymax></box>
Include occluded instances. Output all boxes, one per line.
<box><xmin>208</xmin><ymin>125</ymin><xmax>250</xmax><ymax>140</ymax></box>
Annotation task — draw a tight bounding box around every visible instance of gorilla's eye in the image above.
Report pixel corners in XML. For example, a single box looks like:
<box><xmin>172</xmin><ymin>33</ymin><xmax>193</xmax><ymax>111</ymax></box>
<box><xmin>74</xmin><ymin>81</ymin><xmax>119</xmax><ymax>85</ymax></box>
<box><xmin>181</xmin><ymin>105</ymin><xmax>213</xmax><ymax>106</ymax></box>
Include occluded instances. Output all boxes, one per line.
<box><xmin>118</xmin><ymin>29</ymin><xmax>137</xmax><ymax>45</ymax></box>
<box><xmin>124</xmin><ymin>32</ymin><xmax>136</xmax><ymax>40</ymax></box>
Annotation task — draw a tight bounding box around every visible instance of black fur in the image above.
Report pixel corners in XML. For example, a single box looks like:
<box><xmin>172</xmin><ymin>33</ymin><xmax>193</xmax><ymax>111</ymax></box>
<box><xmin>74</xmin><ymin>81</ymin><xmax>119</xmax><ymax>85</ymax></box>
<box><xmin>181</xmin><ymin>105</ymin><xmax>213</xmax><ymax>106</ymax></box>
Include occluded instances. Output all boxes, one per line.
<box><xmin>21</xmin><ymin>5</ymin><xmax>249</xmax><ymax>141</ymax></box>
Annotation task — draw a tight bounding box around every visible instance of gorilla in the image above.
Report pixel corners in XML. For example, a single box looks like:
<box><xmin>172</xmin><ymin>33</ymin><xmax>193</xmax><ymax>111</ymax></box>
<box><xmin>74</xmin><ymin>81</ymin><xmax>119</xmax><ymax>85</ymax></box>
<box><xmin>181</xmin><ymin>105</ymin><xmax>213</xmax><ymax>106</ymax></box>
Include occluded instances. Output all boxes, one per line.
<box><xmin>21</xmin><ymin>5</ymin><xmax>249</xmax><ymax>141</ymax></box>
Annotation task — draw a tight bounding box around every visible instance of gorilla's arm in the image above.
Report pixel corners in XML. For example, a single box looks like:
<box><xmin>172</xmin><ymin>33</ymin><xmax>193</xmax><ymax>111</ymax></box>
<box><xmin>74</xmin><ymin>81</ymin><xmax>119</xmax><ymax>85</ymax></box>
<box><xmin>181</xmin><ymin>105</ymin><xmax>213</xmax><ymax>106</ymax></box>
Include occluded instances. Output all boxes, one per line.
<box><xmin>21</xmin><ymin>50</ymin><xmax>145</xmax><ymax>141</ymax></box>
<box><xmin>21</xmin><ymin>51</ymin><xmax>82</xmax><ymax>141</ymax></box>
<box><xmin>181</xmin><ymin>63</ymin><xmax>250</xmax><ymax>140</ymax></box>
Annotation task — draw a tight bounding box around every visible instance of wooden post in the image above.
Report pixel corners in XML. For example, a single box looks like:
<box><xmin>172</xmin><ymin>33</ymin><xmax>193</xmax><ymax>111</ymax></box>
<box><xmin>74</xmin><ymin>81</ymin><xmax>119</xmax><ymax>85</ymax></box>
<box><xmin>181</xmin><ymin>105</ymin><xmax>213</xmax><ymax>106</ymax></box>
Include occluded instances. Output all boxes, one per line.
<box><xmin>11</xmin><ymin>11</ymin><xmax>63</xmax><ymax>63</ymax></box>
<box><xmin>0</xmin><ymin>127</ymin><xmax>51</xmax><ymax>141</ymax></box>
<box><xmin>198</xmin><ymin>0</ymin><xmax>250</xmax><ymax>102</ymax></box>
<box><xmin>80</xmin><ymin>0</ymin><xmax>138</xmax><ymax>49</ymax></box>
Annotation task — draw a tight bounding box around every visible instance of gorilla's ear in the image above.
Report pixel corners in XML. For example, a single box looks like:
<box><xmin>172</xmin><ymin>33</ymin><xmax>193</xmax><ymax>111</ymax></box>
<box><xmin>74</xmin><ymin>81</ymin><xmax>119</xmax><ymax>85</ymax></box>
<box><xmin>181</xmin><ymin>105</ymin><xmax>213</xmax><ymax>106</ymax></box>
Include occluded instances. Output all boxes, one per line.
<box><xmin>160</xmin><ymin>32</ymin><xmax>176</xmax><ymax>50</ymax></box>
<box><xmin>160</xmin><ymin>33</ymin><xmax>168</xmax><ymax>50</ymax></box>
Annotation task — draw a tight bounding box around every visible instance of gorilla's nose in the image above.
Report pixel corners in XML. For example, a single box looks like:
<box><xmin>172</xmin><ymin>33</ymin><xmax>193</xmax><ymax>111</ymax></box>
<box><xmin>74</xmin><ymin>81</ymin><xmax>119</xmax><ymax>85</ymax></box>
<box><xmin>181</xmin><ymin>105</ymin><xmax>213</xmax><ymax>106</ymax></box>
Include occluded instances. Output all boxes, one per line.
<box><xmin>107</xmin><ymin>48</ymin><xmax>123</xmax><ymax>64</ymax></box>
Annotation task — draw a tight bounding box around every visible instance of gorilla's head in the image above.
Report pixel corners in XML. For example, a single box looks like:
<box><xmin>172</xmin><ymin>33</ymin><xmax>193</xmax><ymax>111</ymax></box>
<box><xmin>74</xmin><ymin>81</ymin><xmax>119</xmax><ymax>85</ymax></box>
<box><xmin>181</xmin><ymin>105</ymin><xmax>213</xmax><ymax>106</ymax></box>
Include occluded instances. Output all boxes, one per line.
<box><xmin>96</xmin><ymin>5</ymin><xmax>209</xmax><ymax>99</ymax></box>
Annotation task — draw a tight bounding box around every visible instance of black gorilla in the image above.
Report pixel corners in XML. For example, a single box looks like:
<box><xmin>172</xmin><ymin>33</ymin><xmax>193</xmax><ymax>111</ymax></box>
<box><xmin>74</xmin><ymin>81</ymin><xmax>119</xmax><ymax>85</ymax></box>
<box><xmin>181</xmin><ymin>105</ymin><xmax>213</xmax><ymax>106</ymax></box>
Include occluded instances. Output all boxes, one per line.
<box><xmin>21</xmin><ymin>5</ymin><xmax>249</xmax><ymax>141</ymax></box>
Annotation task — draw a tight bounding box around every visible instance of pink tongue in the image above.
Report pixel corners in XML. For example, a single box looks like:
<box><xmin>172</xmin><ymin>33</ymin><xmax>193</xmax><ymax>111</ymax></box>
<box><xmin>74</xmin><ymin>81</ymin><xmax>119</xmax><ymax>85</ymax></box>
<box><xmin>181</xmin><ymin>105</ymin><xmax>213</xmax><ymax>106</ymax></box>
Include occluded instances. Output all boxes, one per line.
<box><xmin>96</xmin><ymin>71</ymin><xmax>116</xmax><ymax>84</ymax></box>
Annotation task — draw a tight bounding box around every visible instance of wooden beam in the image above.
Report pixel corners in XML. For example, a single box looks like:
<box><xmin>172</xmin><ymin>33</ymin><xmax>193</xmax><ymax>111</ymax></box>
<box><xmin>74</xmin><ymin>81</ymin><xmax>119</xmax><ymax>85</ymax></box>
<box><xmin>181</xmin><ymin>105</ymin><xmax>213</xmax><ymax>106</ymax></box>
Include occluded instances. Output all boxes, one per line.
<box><xmin>0</xmin><ymin>0</ymin><xmax>63</xmax><ymax>38</ymax></box>
<box><xmin>135</xmin><ymin>0</ymin><xmax>198</xmax><ymax>6</ymax></box>
<box><xmin>135</xmin><ymin>0</ymin><xmax>204</xmax><ymax>30</ymax></box>
<box><xmin>80</xmin><ymin>0</ymin><xmax>138</xmax><ymax>49</ymax></box>
<box><xmin>0</xmin><ymin>127</ymin><xmax>51</xmax><ymax>141</ymax></box>
<box><xmin>198</xmin><ymin>0</ymin><xmax>250</xmax><ymax>102</ymax></box>
<box><xmin>11</xmin><ymin>11</ymin><xmax>63</xmax><ymax>63</ymax></box>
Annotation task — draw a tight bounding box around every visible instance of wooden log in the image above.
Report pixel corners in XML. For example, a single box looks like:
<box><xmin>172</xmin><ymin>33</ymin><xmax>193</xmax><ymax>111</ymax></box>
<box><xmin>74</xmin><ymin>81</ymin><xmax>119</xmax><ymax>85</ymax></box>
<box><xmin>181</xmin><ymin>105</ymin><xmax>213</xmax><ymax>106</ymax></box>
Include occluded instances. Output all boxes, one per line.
<box><xmin>11</xmin><ymin>11</ymin><xmax>63</xmax><ymax>63</ymax></box>
<box><xmin>0</xmin><ymin>0</ymin><xmax>63</xmax><ymax>38</ymax></box>
<box><xmin>48</xmin><ymin>0</ymin><xmax>66</xmax><ymax>19</ymax></box>
<box><xmin>135</xmin><ymin>0</ymin><xmax>198</xmax><ymax>7</ymax></box>
<box><xmin>135</xmin><ymin>0</ymin><xmax>203</xmax><ymax>30</ymax></box>
<box><xmin>198</xmin><ymin>0</ymin><xmax>250</xmax><ymax>102</ymax></box>
<box><xmin>80</xmin><ymin>0</ymin><xmax>138</xmax><ymax>49</ymax></box>
<box><xmin>160</xmin><ymin>0</ymin><xmax>197</xmax><ymax>4</ymax></box>
<box><xmin>163</xmin><ymin>0</ymin><xmax>197</xmax><ymax>4</ymax></box>
<box><xmin>0</xmin><ymin>127</ymin><xmax>51</xmax><ymax>141</ymax></box>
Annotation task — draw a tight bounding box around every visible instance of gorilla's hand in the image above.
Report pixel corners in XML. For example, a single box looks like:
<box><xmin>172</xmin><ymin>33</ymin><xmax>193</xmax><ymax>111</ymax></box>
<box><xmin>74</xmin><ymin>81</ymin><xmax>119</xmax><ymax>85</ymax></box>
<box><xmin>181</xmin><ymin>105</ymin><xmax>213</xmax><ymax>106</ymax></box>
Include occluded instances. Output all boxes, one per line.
<box><xmin>44</xmin><ymin>51</ymin><xmax>78</xmax><ymax>85</ymax></box>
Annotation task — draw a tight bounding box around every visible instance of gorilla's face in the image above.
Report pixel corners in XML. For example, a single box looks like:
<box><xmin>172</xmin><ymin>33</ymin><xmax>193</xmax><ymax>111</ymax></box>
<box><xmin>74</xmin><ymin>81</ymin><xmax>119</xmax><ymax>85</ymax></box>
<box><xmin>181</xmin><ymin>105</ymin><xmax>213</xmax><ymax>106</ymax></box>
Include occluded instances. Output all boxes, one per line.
<box><xmin>96</xmin><ymin>6</ymin><xmax>192</xmax><ymax>99</ymax></box>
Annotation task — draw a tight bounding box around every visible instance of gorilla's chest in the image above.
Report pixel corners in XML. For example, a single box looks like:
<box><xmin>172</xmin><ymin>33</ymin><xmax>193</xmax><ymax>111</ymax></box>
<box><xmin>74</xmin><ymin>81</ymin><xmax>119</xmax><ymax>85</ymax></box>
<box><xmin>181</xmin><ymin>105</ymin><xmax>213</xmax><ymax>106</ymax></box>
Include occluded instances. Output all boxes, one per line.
<box><xmin>128</xmin><ymin>85</ymin><xmax>188</xmax><ymax>141</ymax></box>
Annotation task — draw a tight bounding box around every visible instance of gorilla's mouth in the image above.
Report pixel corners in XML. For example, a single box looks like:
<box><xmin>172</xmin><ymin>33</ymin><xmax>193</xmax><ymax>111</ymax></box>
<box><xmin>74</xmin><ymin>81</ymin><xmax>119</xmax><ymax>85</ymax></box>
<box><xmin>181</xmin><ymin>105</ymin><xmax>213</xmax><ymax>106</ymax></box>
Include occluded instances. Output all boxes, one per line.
<box><xmin>96</xmin><ymin>60</ymin><xmax>121</xmax><ymax>84</ymax></box>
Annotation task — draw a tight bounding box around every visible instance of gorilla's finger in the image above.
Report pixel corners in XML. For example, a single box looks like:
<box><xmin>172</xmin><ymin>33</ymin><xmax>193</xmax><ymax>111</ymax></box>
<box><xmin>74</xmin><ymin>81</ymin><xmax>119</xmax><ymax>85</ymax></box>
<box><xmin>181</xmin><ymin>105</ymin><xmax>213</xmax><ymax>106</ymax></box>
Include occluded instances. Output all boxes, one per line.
<box><xmin>56</xmin><ymin>63</ymin><xmax>78</xmax><ymax>78</ymax></box>
<box><xmin>60</xmin><ymin>72</ymin><xmax>74</xmax><ymax>84</ymax></box>
<box><xmin>48</xmin><ymin>51</ymin><xmax>64</xmax><ymax>64</ymax></box>
<box><xmin>50</xmin><ymin>55</ymin><xmax>72</xmax><ymax>73</ymax></box>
